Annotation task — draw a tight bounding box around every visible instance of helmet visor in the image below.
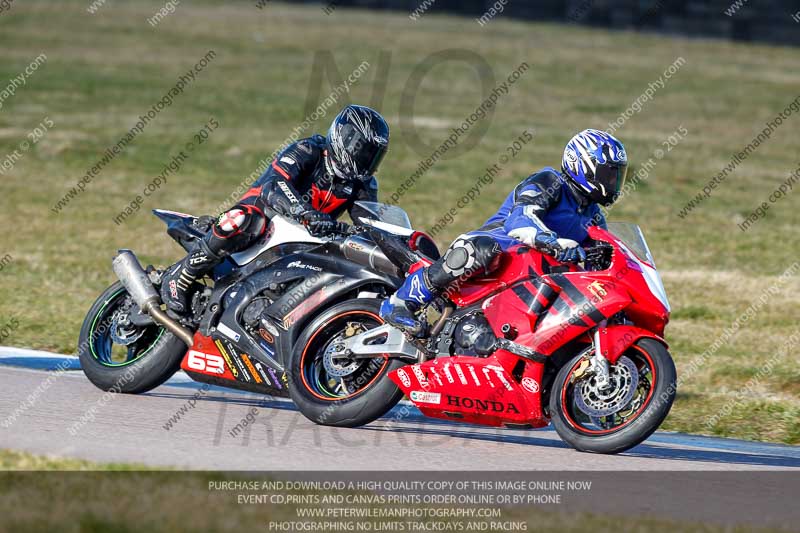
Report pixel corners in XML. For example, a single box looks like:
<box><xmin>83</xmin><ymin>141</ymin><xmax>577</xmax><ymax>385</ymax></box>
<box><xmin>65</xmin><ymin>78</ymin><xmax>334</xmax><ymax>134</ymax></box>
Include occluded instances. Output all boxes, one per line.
<box><xmin>594</xmin><ymin>162</ymin><xmax>628</xmax><ymax>201</ymax></box>
<box><xmin>337</xmin><ymin>124</ymin><xmax>388</xmax><ymax>179</ymax></box>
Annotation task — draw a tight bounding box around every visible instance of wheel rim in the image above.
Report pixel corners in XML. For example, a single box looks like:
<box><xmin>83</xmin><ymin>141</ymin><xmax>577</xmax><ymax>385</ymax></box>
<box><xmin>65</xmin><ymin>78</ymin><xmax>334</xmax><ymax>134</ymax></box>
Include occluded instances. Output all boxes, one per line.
<box><xmin>299</xmin><ymin>310</ymin><xmax>389</xmax><ymax>402</ymax></box>
<box><xmin>560</xmin><ymin>345</ymin><xmax>657</xmax><ymax>435</ymax></box>
<box><xmin>88</xmin><ymin>289</ymin><xmax>166</xmax><ymax>367</ymax></box>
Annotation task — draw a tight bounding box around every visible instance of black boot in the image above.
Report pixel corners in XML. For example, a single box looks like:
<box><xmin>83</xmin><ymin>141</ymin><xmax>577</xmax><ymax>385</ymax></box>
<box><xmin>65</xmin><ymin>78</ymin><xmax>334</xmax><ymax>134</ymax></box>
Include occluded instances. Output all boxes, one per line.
<box><xmin>160</xmin><ymin>240</ymin><xmax>221</xmax><ymax>315</ymax></box>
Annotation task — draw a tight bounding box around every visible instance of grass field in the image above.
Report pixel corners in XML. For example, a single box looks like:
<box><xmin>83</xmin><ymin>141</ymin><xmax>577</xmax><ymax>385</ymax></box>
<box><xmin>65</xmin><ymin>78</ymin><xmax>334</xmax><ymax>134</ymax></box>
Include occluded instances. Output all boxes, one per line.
<box><xmin>0</xmin><ymin>0</ymin><xmax>798</xmax><ymax>443</ymax></box>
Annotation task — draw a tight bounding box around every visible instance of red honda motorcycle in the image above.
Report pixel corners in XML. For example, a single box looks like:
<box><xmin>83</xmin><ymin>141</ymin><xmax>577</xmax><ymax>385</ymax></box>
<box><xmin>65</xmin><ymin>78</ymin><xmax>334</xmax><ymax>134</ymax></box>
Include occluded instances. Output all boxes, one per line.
<box><xmin>292</xmin><ymin>222</ymin><xmax>676</xmax><ymax>454</ymax></box>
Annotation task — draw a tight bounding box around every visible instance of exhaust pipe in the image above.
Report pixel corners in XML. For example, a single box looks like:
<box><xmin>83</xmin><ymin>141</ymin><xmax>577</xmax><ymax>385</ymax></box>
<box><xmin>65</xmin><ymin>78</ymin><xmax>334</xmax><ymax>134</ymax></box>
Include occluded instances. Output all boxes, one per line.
<box><xmin>112</xmin><ymin>250</ymin><xmax>195</xmax><ymax>347</ymax></box>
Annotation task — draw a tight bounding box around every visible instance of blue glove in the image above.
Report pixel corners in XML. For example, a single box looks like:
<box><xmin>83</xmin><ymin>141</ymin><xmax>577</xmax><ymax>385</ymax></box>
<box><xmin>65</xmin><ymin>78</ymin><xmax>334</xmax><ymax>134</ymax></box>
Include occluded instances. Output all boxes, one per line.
<box><xmin>555</xmin><ymin>245</ymin><xmax>587</xmax><ymax>264</ymax></box>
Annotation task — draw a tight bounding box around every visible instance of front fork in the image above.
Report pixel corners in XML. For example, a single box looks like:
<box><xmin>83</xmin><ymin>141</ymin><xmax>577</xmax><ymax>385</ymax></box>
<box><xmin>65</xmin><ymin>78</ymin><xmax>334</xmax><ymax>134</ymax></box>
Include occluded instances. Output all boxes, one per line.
<box><xmin>580</xmin><ymin>321</ymin><xmax>668</xmax><ymax>387</ymax></box>
<box><xmin>590</xmin><ymin>321</ymin><xmax>612</xmax><ymax>390</ymax></box>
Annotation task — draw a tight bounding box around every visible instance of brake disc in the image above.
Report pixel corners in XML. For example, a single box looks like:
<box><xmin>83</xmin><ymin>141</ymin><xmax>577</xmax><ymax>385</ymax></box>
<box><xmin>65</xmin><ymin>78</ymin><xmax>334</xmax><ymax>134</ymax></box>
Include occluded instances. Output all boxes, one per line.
<box><xmin>573</xmin><ymin>355</ymin><xmax>639</xmax><ymax>418</ymax></box>
<box><xmin>110</xmin><ymin>308</ymin><xmax>145</xmax><ymax>346</ymax></box>
<box><xmin>322</xmin><ymin>326</ymin><xmax>364</xmax><ymax>378</ymax></box>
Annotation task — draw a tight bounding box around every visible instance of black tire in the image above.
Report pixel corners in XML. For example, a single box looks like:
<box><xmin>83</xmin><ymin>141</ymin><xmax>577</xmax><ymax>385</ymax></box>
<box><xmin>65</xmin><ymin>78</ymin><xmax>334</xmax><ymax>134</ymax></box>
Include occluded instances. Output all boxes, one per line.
<box><xmin>550</xmin><ymin>338</ymin><xmax>676</xmax><ymax>454</ymax></box>
<box><xmin>78</xmin><ymin>282</ymin><xmax>187</xmax><ymax>394</ymax></box>
<box><xmin>287</xmin><ymin>299</ymin><xmax>405</xmax><ymax>428</ymax></box>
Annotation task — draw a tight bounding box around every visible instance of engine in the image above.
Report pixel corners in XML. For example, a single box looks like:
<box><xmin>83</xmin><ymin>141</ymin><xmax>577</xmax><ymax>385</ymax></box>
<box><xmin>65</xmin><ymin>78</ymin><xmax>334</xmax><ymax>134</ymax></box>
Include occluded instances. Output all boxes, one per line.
<box><xmin>452</xmin><ymin>312</ymin><xmax>497</xmax><ymax>357</ymax></box>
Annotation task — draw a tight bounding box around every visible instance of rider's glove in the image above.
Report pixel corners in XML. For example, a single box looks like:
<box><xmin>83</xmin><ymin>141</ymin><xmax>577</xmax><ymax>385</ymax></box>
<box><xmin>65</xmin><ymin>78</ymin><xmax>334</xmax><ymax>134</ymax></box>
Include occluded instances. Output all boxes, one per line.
<box><xmin>555</xmin><ymin>244</ymin><xmax>587</xmax><ymax>264</ymax></box>
<box><xmin>509</xmin><ymin>227</ymin><xmax>586</xmax><ymax>264</ymax></box>
<box><xmin>301</xmin><ymin>210</ymin><xmax>337</xmax><ymax>237</ymax></box>
<box><xmin>509</xmin><ymin>227</ymin><xmax>558</xmax><ymax>253</ymax></box>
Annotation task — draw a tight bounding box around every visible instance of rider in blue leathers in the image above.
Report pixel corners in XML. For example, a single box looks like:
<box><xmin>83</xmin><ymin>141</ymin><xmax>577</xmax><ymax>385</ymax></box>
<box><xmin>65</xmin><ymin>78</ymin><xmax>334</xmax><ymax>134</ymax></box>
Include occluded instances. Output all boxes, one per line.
<box><xmin>380</xmin><ymin>129</ymin><xmax>628</xmax><ymax>336</ymax></box>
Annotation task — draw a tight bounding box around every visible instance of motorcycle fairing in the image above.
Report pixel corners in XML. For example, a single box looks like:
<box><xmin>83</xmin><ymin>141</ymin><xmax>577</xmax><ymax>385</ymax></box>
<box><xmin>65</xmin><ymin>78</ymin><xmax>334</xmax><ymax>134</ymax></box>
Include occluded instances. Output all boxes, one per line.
<box><xmin>180</xmin><ymin>331</ymin><xmax>288</xmax><ymax>396</ymax></box>
<box><xmin>451</xmin><ymin>246</ymin><xmax>567</xmax><ymax>308</ymax></box>
<box><xmin>389</xmin><ymin>350</ymin><xmax>548</xmax><ymax>428</ymax></box>
<box><xmin>197</xmin><ymin>243</ymin><xmax>398</xmax><ymax>373</ymax></box>
<box><xmin>595</xmin><ymin>324</ymin><xmax>667</xmax><ymax>364</ymax></box>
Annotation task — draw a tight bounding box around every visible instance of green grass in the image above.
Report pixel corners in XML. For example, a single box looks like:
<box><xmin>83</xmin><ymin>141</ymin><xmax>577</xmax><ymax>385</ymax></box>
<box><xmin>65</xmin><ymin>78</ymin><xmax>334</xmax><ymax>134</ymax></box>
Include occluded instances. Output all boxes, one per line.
<box><xmin>0</xmin><ymin>449</ymin><xmax>150</xmax><ymax>470</ymax></box>
<box><xmin>0</xmin><ymin>1</ymin><xmax>798</xmax><ymax>443</ymax></box>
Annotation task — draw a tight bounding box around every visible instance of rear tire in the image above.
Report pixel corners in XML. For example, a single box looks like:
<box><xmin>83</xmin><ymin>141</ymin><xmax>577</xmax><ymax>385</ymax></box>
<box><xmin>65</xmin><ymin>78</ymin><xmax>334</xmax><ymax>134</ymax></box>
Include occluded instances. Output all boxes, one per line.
<box><xmin>287</xmin><ymin>299</ymin><xmax>405</xmax><ymax>427</ymax></box>
<box><xmin>78</xmin><ymin>282</ymin><xmax>187</xmax><ymax>394</ymax></box>
<box><xmin>550</xmin><ymin>338</ymin><xmax>676</xmax><ymax>454</ymax></box>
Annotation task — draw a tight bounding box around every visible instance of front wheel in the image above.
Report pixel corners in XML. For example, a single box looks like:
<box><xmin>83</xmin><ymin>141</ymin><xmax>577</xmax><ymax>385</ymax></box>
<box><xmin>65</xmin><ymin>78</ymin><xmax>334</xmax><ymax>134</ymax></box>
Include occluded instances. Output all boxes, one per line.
<box><xmin>550</xmin><ymin>338</ymin><xmax>676</xmax><ymax>454</ymax></box>
<box><xmin>78</xmin><ymin>282</ymin><xmax>187</xmax><ymax>394</ymax></box>
<box><xmin>287</xmin><ymin>299</ymin><xmax>405</xmax><ymax>428</ymax></box>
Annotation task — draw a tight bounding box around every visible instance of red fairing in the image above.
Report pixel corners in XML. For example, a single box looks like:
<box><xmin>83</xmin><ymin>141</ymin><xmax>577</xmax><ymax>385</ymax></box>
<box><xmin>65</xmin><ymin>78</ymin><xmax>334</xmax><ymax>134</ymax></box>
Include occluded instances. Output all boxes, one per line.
<box><xmin>395</xmin><ymin>223</ymin><xmax>669</xmax><ymax>432</ymax></box>
<box><xmin>389</xmin><ymin>351</ymin><xmax>548</xmax><ymax>428</ymax></box>
<box><xmin>180</xmin><ymin>332</ymin><xmax>237</xmax><ymax>381</ymax></box>
<box><xmin>450</xmin><ymin>245</ymin><xmax>566</xmax><ymax>308</ymax></box>
<box><xmin>595</xmin><ymin>324</ymin><xmax>668</xmax><ymax>365</ymax></box>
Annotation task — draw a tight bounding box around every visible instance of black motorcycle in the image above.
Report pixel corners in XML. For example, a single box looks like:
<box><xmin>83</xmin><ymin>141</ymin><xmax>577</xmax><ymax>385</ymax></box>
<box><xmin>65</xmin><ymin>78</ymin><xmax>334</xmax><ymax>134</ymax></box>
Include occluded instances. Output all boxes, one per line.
<box><xmin>78</xmin><ymin>202</ymin><xmax>439</xmax><ymax>426</ymax></box>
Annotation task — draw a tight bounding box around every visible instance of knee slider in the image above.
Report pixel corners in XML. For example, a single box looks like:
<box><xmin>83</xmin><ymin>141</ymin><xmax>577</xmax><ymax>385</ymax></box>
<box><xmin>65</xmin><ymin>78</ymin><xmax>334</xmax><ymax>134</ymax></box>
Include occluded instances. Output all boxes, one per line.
<box><xmin>208</xmin><ymin>204</ymin><xmax>266</xmax><ymax>256</ymax></box>
<box><xmin>440</xmin><ymin>234</ymin><xmax>500</xmax><ymax>278</ymax></box>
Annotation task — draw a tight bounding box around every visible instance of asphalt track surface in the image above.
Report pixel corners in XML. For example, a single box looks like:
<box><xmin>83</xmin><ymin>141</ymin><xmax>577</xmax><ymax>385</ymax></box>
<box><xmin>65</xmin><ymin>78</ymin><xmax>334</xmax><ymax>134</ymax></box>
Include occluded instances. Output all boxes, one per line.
<box><xmin>1</xmin><ymin>347</ymin><xmax>799</xmax><ymax>472</ymax></box>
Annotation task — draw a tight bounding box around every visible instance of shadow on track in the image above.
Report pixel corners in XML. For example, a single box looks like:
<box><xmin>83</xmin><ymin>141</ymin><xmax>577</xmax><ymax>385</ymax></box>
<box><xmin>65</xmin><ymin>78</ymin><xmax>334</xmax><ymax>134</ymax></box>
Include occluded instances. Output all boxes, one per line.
<box><xmin>148</xmin><ymin>385</ymin><xmax>800</xmax><ymax>469</ymax></box>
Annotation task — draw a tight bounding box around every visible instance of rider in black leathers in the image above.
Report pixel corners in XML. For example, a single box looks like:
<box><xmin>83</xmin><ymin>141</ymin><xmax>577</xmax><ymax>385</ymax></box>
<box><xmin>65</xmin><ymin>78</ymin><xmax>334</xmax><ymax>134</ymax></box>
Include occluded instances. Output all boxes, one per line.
<box><xmin>160</xmin><ymin>105</ymin><xmax>390</xmax><ymax>316</ymax></box>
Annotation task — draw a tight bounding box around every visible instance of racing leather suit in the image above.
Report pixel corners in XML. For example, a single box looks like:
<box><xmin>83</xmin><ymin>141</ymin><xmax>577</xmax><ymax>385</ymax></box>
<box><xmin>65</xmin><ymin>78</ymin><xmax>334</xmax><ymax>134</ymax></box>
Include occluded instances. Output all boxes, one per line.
<box><xmin>161</xmin><ymin>134</ymin><xmax>378</xmax><ymax>315</ymax></box>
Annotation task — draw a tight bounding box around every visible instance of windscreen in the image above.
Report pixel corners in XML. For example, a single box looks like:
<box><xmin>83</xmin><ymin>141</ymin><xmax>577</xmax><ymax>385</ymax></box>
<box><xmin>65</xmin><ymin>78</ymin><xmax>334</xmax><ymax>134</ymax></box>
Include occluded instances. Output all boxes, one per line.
<box><xmin>354</xmin><ymin>201</ymin><xmax>412</xmax><ymax>229</ymax></box>
<box><xmin>606</xmin><ymin>222</ymin><xmax>656</xmax><ymax>266</ymax></box>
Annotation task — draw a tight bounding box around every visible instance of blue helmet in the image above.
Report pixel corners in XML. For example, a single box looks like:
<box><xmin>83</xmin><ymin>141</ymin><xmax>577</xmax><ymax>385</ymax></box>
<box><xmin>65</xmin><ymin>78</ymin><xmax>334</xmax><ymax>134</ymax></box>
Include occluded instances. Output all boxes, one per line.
<box><xmin>562</xmin><ymin>129</ymin><xmax>628</xmax><ymax>206</ymax></box>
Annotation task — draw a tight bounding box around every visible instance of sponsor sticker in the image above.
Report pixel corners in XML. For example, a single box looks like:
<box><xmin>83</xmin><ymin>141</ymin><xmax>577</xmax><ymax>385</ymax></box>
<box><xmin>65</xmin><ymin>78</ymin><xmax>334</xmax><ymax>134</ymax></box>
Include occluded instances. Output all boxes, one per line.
<box><xmin>287</xmin><ymin>260</ymin><xmax>322</xmax><ymax>272</ymax></box>
<box><xmin>412</xmin><ymin>365</ymin><xmax>428</xmax><ymax>386</ymax></box>
<box><xmin>467</xmin><ymin>365</ymin><xmax>481</xmax><ymax>387</ymax></box>
<box><xmin>217</xmin><ymin>322</ymin><xmax>241</xmax><ymax>342</ymax></box>
<box><xmin>443</xmin><ymin>363</ymin><xmax>455</xmax><ymax>384</ymax></box>
<box><xmin>410</xmin><ymin>391</ymin><xmax>441</xmax><ymax>405</ymax></box>
<box><xmin>482</xmin><ymin>367</ymin><xmax>495</xmax><ymax>388</ymax></box>
<box><xmin>254</xmin><ymin>362</ymin><xmax>272</xmax><ymax>386</ymax></box>
<box><xmin>241</xmin><ymin>354</ymin><xmax>262</xmax><ymax>384</ymax></box>
<box><xmin>487</xmin><ymin>365</ymin><xmax>513</xmax><ymax>391</ymax></box>
<box><xmin>214</xmin><ymin>340</ymin><xmax>238</xmax><ymax>378</ymax></box>
<box><xmin>261</xmin><ymin>320</ymin><xmax>280</xmax><ymax>337</ymax></box>
<box><xmin>454</xmin><ymin>364</ymin><xmax>468</xmax><ymax>385</ymax></box>
<box><xmin>186</xmin><ymin>350</ymin><xmax>225</xmax><ymax>374</ymax></box>
<box><xmin>258</xmin><ymin>328</ymin><xmax>274</xmax><ymax>344</ymax></box>
<box><xmin>397</xmin><ymin>368</ymin><xmax>411</xmax><ymax>388</ymax></box>
<box><xmin>268</xmin><ymin>367</ymin><xmax>282</xmax><ymax>390</ymax></box>
<box><xmin>521</xmin><ymin>376</ymin><xmax>540</xmax><ymax>394</ymax></box>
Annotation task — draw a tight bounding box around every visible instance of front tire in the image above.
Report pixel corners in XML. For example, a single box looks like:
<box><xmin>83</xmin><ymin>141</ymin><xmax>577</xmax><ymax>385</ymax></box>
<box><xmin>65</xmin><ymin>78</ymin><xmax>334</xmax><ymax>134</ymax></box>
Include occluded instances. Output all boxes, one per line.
<box><xmin>550</xmin><ymin>338</ymin><xmax>676</xmax><ymax>454</ymax></box>
<box><xmin>287</xmin><ymin>299</ymin><xmax>405</xmax><ymax>428</ymax></box>
<box><xmin>78</xmin><ymin>282</ymin><xmax>187</xmax><ymax>394</ymax></box>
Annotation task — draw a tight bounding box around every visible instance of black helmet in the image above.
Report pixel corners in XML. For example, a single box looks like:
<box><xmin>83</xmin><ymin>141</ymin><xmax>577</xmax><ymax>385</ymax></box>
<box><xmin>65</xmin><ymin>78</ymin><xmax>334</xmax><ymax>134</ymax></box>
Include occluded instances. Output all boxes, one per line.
<box><xmin>325</xmin><ymin>105</ymin><xmax>389</xmax><ymax>181</ymax></box>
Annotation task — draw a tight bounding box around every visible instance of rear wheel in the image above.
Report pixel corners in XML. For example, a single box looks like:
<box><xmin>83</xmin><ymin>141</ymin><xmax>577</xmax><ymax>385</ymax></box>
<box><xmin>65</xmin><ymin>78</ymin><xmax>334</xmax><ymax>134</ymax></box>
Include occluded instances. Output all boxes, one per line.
<box><xmin>78</xmin><ymin>282</ymin><xmax>186</xmax><ymax>394</ymax></box>
<box><xmin>287</xmin><ymin>299</ymin><xmax>405</xmax><ymax>427</ymax></box>
<box><xmin>550</xmin><ymin>338</ymin><xmax>676</xmax><ymax>454</ymax></box>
